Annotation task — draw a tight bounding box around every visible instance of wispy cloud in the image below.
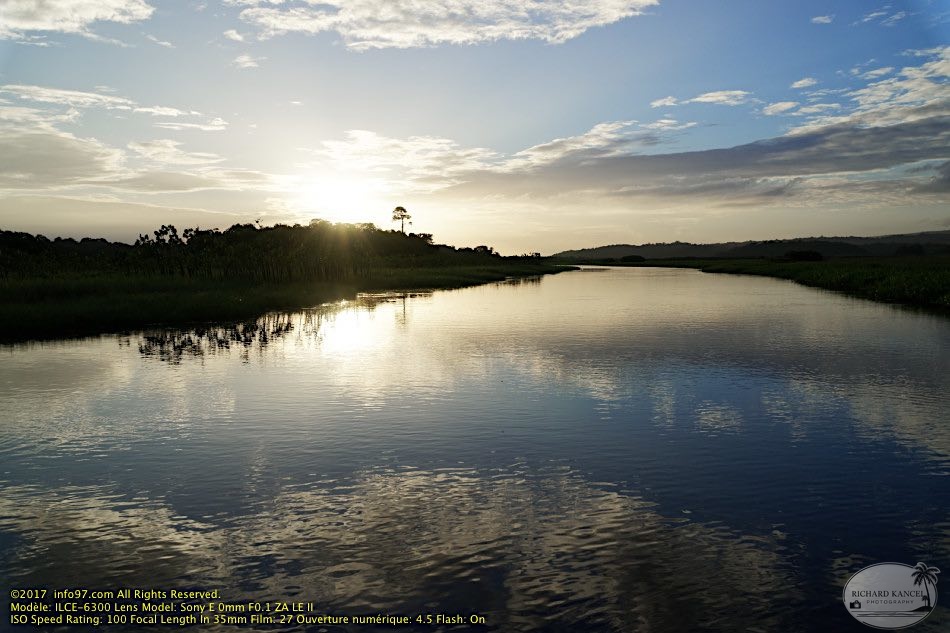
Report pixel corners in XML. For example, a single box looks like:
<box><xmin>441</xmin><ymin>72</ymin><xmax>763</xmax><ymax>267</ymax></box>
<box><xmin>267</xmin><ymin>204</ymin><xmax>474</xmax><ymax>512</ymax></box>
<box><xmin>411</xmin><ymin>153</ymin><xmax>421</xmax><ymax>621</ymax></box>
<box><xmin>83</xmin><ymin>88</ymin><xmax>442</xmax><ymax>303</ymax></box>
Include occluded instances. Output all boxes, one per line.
<box><xmin>0</xmin><ymin>0</ymin><xmax>154</xmax><ymax>42</ymax></box>
<box><xmin>223</xmin><ymin>29</ymin><xmax>244</xmax><ymax>42</ymax></box>
<box><xmin>862</xmin><ymin>67</ymin><xmax>894</xmax><ymax>79</ymax></box>
<box><xmin>688</xmin><ymin>90</ymin><xmax>751</xmax><ymax>106</ymax></box>
<box><xmin>811</xmin><ymin>15</ymin><xmax>834</xmax><ymax>25</ymax></box>
<box><xmin>0</xmin><ymin>84</ymin><xmax>221</xmax><ymax>128</ymax></box>
<box><xmin>145</xmin><ymin>33</ymin><xmax>173</xmax><ymax>48</ymax></box>
<box><xmin>230</xmin><ymin>0</ymin><xmax>658</xmax><ymax>50</ymax></box>
<box><xmin>856</xmin><ymin>8</ymin><xmax>909</xmax><ymax>27</ymax></box>
<box><xmin>0</xmin><ymin>84</ymin><xmax>135</xmax><ymax>110</ymax></box>
<box><xmin>154</xmin><ymin>118</ymin><xmax>229</xmax><ymax>131</ymax></box>
<box><xmin>650</xmin><ymin>96</ymin><xmax>678</xmax><ymax>108</ymax></box>
<box><xmin>791</xmin><ymin>77</ymin><xmax>817</xmax><ymax>89</ymax></box>
<box><xmin>128</xmin><ymin>139</ymin><xmax>222</xmax><ymax>165</ymax></box>
<box><xmin>651</xmin><ymin>90</ymin><xmax>751</xmax><ymax>108</ymax></box>
<box><xmin>763</xmin><ymin>102</ymin><xmax>798</xmax><ymax>116</ymax></box>
<box><xmin>233</xmin><ymin>54</ymin><xmax>262</xmax><ymax>68</ymax></box>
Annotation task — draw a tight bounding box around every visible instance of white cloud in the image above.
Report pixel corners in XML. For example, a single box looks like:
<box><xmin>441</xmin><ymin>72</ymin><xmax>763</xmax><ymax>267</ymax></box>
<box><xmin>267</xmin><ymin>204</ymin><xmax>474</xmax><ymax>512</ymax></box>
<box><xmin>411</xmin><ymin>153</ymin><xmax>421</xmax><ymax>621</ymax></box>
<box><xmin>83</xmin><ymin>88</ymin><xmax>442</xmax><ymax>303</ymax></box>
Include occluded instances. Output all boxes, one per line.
<box><xmin>223</xmin><ymin>29</ymin><xmax>244</xmax><ymax>41</ymax></box>
<box><xmin>0</xmin><ymin>84</ymin><xmax>135</xmax><ymax>109</ymax></box>
<box><xmin>652</xmin><ymin>90</ymin><xmax>751</xmax><ymax>108</ymax></box>
<box><xmin>650</xmin><ymin>96</ymin><xmax>678</xmax><ymax>108</ymax></box>
<box><xmin>763</xmin><ymin>101</ymin><xmax>798</xmax><ymax>116</ymax></box>
<box><xmin>789</xmin><ymin>47</ymin><xmax>950</xmax><ymax>132</ymax></box>
<box><xmin>641</xmin><ymin>118</ymin><xmax>696</xmax><ymax>131</ymax></box>
<box><xmin>145</xmin><ymin>33</ymin><xmax>173</xmax><ymax>48</ymax></box>
<box><xmin>128</xmin><ymin>139</ymin><xmax>222</xmax><ymax>165</ymax></box>
<box><xmin>856</xmin><ymin>9</ymin><xmax>908</xmax><ymax>27</ymax></box>
<box><xmin>862</xmin><ymin>67</ymin><xmax>894</xmax><ymax>79</ymax></box>
<box><xmin>0</xmin><ymin>84</ymin><xmax>224</xmax><ymax>130</ymax></box>
<box><xmin>233</xmin><ymin>54</ymin><xmax>262</xmax><ymax>68</ymax></box>
<box><xmin>881</xmin><ymin>11</ymin><xmax>907</xmax><ymax>27</ymax></box>
<box><xmin>154</xmin><ymin>117</ymin><xmax>229</xmax><ymax>131</ymax></box>
<box><xmin>860</xmin><ymin>10</ymin><xmax>889</xmax><ymax>24</ymax></box>
<box><xmin>794</xmin><ymin>103</ymin><xmax>840</xmax><ymax>115</ymax></box>
<box><xmin>688</xmin><ymin>90</ymin><xmax>751</xmax><ymax>106</ymax></box>
<box><xmin>233</xmin><ymin>0</ymin><xmax>658</xmax><ymax>50</ymax></box>
<box><xmin>791</xmin><ymin>77</ymin><xmax>817</xmax><ymax>89</ymax></box>
<box><xmin>0</xmin><ymin>0</ymin><xmax>154</xmax><ymax>40</ymax></box>
<box><xmin>133</xmin><ymin>105</ymin><xmax>189</xmax><ymax>117</ymax></box>
<box><xmin>811</xmin><ymin>15</ymin><xmax>834</xmax><ymax>24</ymax></box>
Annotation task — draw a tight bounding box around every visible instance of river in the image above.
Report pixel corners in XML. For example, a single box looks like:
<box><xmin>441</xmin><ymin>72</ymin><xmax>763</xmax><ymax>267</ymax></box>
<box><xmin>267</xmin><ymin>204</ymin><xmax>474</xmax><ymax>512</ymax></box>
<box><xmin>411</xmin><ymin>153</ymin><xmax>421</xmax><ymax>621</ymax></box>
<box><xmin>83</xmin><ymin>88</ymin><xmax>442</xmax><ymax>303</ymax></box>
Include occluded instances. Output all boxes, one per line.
<box><xmin>1</xmin><ymin>267</ymin><xmax>948</xmax><ymax>631</ymax></box>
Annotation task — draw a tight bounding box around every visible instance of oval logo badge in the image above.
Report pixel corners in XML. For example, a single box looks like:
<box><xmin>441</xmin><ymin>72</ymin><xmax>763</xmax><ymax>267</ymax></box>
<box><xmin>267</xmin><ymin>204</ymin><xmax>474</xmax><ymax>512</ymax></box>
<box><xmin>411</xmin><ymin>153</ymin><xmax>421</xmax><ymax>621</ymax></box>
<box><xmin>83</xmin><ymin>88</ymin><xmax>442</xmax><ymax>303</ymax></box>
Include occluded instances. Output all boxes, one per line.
<box><xmin>843</xmin><ymin>562</ymin><xmax>940</xmax><ymax>629</ymax></box>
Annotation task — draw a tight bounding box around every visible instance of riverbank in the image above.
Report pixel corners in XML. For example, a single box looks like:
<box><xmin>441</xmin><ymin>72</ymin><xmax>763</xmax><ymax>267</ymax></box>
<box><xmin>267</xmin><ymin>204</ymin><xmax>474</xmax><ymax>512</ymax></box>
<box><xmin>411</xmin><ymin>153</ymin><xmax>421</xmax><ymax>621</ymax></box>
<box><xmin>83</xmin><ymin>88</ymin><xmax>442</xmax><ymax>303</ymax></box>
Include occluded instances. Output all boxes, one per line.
<box><xmin>0</xmin><ymin>263</ymin><xmax>573</xmax><ymax>343</ymax></box>
<box><xmin>611</xmin><ymin>256</ymin><xmax>950</xmax><ymax>311</ymax></box>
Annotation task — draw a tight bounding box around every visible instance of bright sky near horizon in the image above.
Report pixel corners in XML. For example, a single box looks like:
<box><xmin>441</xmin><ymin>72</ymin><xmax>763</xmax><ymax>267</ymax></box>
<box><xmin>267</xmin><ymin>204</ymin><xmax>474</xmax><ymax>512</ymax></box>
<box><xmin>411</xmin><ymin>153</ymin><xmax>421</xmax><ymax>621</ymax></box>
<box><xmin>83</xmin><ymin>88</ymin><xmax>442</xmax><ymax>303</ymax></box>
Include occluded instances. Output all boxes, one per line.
<box><xmin>0</xmin><ymin>0</ymin><xmax>948</xmax><ymax>254</ymax></box>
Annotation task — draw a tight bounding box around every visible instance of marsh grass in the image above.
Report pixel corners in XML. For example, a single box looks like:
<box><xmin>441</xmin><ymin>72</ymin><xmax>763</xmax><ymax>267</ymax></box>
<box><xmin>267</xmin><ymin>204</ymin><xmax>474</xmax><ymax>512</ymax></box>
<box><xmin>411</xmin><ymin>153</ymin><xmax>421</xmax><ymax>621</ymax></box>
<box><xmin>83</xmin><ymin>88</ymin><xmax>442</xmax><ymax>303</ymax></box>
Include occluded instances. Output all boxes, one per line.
<box><xmin>625</xmin><ymin>256</ymin><xmax>950</xmax><ymax>310</ymax></box>
<box><xmin>0</xmin><ymin>263</ymin><xmax>570</xmax><ymax>342</ymax></box>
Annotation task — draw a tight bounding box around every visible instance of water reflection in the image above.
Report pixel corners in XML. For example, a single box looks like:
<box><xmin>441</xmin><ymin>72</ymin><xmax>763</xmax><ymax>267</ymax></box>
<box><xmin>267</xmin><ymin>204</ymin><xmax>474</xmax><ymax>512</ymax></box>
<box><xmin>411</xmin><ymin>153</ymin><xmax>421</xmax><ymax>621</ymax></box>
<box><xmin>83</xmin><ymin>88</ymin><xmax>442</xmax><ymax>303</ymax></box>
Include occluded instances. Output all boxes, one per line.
<box><xmin>1</xmin><ymin>268</ymin><xmax>948</xmax><ymax>632</ymax></box>
<box><xmin>135</xmin><ymin>292</ymin><xmax>434</xmax><ymax>364</ymax></box>
<box><xmin>0</xmin><ymin>466</ymin><xmax>797</xmax><ymax>631</ymax></box>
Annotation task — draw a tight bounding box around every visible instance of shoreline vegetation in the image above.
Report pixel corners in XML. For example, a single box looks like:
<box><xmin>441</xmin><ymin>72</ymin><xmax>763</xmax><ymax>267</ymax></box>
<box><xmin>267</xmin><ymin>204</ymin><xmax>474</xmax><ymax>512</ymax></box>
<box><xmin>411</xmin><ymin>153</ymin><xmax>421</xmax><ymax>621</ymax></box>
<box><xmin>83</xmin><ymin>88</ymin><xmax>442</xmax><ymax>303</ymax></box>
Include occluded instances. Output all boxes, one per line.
<box><xmin>0</xmin><ymin>222</ymin><xmax>572</xmax><ymax>343</ymax></box>
<box><xmin>562</xmin><ymin>256</ymin><xmax>950</xmax><ymax>312</ymax></box>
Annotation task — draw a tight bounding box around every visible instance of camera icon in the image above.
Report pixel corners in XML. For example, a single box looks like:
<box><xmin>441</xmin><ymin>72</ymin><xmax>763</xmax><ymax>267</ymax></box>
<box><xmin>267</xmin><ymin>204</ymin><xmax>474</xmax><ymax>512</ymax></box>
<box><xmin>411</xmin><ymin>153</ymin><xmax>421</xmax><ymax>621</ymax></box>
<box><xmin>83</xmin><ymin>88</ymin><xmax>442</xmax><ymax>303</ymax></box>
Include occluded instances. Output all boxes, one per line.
<box><xmin>849</xmin><ymin>600</ymin><xmax>862</xmax><ymax>609</ymax></box>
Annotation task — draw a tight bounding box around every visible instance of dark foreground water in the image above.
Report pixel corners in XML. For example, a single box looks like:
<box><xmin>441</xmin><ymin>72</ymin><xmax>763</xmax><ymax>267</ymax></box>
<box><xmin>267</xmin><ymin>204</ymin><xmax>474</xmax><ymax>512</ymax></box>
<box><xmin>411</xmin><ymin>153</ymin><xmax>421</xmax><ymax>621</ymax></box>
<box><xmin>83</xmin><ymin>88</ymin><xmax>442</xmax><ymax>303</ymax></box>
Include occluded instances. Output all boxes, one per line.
<box><xmin>1</xmin><ymin>267</ymin><xmax>948</xmax><ymax>632</ymax></box>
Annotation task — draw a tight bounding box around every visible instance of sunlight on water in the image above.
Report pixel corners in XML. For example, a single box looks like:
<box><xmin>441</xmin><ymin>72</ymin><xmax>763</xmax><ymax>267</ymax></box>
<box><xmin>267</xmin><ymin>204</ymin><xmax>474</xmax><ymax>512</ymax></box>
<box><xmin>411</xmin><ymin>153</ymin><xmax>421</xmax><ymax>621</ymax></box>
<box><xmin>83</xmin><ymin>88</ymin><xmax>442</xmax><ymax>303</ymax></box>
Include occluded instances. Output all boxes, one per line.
<box><xmin>1</xmin><ymin>268</ymin><xmax>948</xmax><ymax>632</ymax></box>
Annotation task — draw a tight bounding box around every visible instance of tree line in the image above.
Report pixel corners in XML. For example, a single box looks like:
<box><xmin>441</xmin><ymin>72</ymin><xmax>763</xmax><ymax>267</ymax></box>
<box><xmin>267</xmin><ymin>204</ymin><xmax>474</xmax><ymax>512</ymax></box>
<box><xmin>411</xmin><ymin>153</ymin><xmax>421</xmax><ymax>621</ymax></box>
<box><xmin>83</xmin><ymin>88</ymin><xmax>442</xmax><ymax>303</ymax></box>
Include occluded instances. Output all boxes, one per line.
<box><xmin>0</xmin><ymin>220</ymin><xmax>524</xmax><ymax>283</ymax></box>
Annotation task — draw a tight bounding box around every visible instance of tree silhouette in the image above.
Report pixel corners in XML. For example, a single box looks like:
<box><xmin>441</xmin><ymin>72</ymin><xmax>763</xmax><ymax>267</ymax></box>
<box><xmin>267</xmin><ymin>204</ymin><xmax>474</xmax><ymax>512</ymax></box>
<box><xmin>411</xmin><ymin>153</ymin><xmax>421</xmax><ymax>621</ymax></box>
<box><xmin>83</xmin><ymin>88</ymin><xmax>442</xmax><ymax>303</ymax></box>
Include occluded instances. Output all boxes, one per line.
<box><xmin>392</xmin><ymin>206</ymin><xmax>411</xmax><ymax>233</ymax></box>
<box><xmin>912</xmin><ymin>562</ymin><xmax>940</xmax><ymax>609</ymax></box>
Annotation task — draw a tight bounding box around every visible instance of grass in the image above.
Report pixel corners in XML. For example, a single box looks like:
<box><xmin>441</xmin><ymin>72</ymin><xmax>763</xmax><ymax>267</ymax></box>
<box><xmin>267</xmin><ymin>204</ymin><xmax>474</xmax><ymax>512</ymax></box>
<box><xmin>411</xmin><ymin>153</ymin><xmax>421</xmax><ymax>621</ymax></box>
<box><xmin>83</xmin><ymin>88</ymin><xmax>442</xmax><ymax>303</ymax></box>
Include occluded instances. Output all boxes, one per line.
<box><xmin>0</xmin><ymin>263</ymin><xmax>573</xmax><ymax>343</ymax></box>
<box><xmin>617</xmin><ymin>256</ymin><xmax>950</xmax><ymax>310</ymax></box>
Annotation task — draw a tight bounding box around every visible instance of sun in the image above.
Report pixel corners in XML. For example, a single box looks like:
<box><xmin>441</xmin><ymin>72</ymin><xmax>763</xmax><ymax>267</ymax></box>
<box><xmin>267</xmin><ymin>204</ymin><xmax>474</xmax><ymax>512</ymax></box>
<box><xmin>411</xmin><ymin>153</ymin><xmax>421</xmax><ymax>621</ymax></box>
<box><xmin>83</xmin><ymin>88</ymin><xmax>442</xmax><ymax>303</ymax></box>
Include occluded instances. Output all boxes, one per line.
<box><xmin>291</xmin><ymin>172</ymin><xmax>390</xmax><ymax>225</ymax></box>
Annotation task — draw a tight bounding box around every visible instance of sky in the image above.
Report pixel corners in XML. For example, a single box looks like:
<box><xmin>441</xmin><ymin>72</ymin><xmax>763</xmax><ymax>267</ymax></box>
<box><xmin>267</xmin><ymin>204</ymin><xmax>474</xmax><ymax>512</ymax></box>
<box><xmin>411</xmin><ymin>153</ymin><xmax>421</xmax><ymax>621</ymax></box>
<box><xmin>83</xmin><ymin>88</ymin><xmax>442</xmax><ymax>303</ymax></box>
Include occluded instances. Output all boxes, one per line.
<box><xmin>0</xmin><ymin>0</ymin><xmax>948</xmax><ymax>254</ymax></box>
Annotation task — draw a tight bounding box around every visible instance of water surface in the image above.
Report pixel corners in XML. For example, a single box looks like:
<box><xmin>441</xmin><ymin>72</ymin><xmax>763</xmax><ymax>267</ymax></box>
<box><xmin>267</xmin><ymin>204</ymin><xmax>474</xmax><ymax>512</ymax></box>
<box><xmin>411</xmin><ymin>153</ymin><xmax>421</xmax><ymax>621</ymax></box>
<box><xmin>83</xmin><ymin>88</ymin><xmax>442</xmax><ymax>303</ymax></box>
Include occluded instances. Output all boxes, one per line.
<box><xmin>2</xmin><ymin>267</ymin><xmax>948</xmax><ymax>631</ymax></box>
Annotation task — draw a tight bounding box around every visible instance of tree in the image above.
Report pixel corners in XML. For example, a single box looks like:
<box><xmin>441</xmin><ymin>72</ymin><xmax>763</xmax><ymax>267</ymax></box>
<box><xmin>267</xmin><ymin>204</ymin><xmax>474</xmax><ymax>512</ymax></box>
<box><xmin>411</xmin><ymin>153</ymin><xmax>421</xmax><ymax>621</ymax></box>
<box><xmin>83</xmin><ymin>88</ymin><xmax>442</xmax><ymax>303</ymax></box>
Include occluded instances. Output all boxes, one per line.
<box><xmin>912</xmin><ymin>562</ymin><xmax>940</xmax><ymax>609</ymax></box>
<box><xmin>392</xmin><ymin>206</ymin><xmax>411</xmax><ymax>233</ymax></box>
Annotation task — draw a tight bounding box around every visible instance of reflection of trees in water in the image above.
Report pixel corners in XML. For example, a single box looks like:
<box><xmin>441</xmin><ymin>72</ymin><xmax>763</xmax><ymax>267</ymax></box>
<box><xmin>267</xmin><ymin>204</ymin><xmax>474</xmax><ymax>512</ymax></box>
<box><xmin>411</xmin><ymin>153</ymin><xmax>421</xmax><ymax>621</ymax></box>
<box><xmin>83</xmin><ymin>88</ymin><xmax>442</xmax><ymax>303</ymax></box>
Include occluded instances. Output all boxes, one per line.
<box><xmin>496</xmin><ymin>274</ymin><xmax>544</xmax><ymax>286</ymax></box>
<box><xmin>0</xmin><ymin>467</ymin><xmax>805</xmax><ymax>632</ymax></box>
<box><xmin>134</xmin><ymin>291</ymin><xmax>433</xmax><ymax>363</ymax></box>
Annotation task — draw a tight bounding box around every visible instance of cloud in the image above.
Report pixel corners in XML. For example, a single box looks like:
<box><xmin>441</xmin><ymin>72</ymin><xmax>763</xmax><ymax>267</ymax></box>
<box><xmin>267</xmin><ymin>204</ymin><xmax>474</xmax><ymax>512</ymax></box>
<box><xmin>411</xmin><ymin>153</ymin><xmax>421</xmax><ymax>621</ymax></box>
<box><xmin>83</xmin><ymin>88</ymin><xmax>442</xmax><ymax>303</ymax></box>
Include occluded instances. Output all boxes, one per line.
<box><xmin>0</xmin><ymin>84</ymin><xmax>135</xmax><ymax>109</ymax></box>
<box><xmin>791</xmin><ymin>77</ymin><xmax>817</xmax><ymax>89</ymax></box>
<box><xmin>862</xmin><ymin>66</ymin><xmax>895</xmax><ymax>79</ymax></box>
<box><xmin>763</xmin><ymin>102</ymin><xmax>798</xmax><ymax>116</ymax></box>
<box><xmin>795</xmin><ymin>103</ymin><xmax>841</xmax><ymax>116</ymax></box>
<box><xmin>651</xmin><ymin>90</ymin><xmax>751</xmax><ymax>108</ymax></box>
<box><xmin>0</xmin><ymin>0</ymin><xmax>154</xmax><ymax>40</ymax></box>
<box><xmin>232</xmin><ymin>0</ymin><xmax>658</xmax><ymax>50</ymax></box>
<box><xmin>0</xmin><ymin>83</ymin><xmax>224</xmax><ymax>130</ymax></box>
<box><xmin>154</xmin><ymin>118</ymin><xmax>229</xmax><ymax>131</ymax></box>
<box><xmin>650</xmin><ymin>96</ymin><xmax>678</xmax><ymax>108</ymax></box>
<box><xmin>881</xmin><ymin>11</ymin><xmax>907</xmax><ymax>27</ymax></box>
<box><xmin>233</xmin><ymin>54</ymin><xmax>262</xmax><ymax>68</ymax></box>
<box><xmin>0</xmin><ymin>129</ymin><xmax>122</xmax><ymax>189</ymax></box>
<box><xmin>859</xmin><ymin>10</ymin><xmax>889</xmax><ymax>24</ymax></box>
<box><xmin>687</xmin><ymin>90</ymin><xmax>751</xmax><ymax>106</ymax></box>
<box><xmin>128</xmin><ymin>139</ymin><xmax>222</xmax><ymax>165</ymax></box>
<box><xmin>811</xmin><ymin>15</ymin><xmax>834</xmax><ymax>24</ymax></box>
<box><xmin>145</xmin><ymin>33</ymin><xmax>173</xmax><ymax>48</ymax></box>
<box><xmin>790</xmin><ymin>47</ymin><xmax>950</xmax><ymax>131</ymax></box>
<box><xmin>106</xmin><ymin>171</ymin><xmax>221</xmax><ymax>192</ymax></box>
<box><xmin>856</xmin><ymin>8</ymin><xmax>908</xmax><ymax>27</ymax></box>
<box><xmin>223</xmin><ymin>29</ymin><xmax>244</xmax><ymax>41</ymax></box>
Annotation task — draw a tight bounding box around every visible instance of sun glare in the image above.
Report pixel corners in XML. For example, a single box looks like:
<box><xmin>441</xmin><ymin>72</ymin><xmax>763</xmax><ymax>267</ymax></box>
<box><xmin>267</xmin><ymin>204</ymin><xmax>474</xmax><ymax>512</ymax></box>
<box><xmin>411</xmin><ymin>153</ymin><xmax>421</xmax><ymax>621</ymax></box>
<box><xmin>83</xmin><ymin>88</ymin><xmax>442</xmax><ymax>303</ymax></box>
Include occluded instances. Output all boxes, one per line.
<box><xmin>291</xmin><ymin>173</ymin><xmax>391</xmax><ymax>225</ymax></box>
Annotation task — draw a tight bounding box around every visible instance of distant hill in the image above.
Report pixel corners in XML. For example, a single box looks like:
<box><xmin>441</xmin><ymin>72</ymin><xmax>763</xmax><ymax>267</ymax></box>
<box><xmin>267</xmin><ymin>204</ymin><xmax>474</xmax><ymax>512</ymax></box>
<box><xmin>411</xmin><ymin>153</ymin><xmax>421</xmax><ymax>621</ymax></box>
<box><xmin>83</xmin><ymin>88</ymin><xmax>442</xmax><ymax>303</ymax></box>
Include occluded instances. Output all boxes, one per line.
<box><xmin>553</xmin><ymin>230</ymin><xmax>950</xmax><ymax>260</ymax></box>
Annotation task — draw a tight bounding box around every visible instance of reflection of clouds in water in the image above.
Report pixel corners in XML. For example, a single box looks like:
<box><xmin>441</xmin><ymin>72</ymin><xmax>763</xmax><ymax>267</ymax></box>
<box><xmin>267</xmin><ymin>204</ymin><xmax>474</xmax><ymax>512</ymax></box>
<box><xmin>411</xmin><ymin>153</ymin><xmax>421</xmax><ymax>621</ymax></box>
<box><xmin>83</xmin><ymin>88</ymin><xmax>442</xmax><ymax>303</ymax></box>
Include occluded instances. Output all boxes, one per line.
<box><xmin>779</xmin><ymin>377</ymin><xmax>950</xmax><ymax>465</ymax></box>
<box><xmin>695</xmin><ymin>402</ymin><xmax>743</xmax><ymax>434</ymax></box>
<box><xmin>0</xmin><ymin>467</ymin><xmax>797</xmax><ymax>631</ymax></box>
<box><xmin>0</xmin><ymin>340</ymin><xmax>236</xmax><ymax>458</ymax></box>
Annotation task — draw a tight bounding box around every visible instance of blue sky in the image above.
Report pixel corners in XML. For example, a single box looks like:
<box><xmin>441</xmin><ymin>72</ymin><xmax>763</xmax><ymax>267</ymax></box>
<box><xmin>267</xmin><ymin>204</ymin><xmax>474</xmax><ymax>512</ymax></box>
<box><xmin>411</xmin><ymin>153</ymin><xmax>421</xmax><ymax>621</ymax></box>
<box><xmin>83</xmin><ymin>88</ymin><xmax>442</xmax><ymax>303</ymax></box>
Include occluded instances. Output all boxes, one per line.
<box><xmin>0</xmin><ymin>0</ymin><xmax>947</xmax><ymax>253</ymax></box>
